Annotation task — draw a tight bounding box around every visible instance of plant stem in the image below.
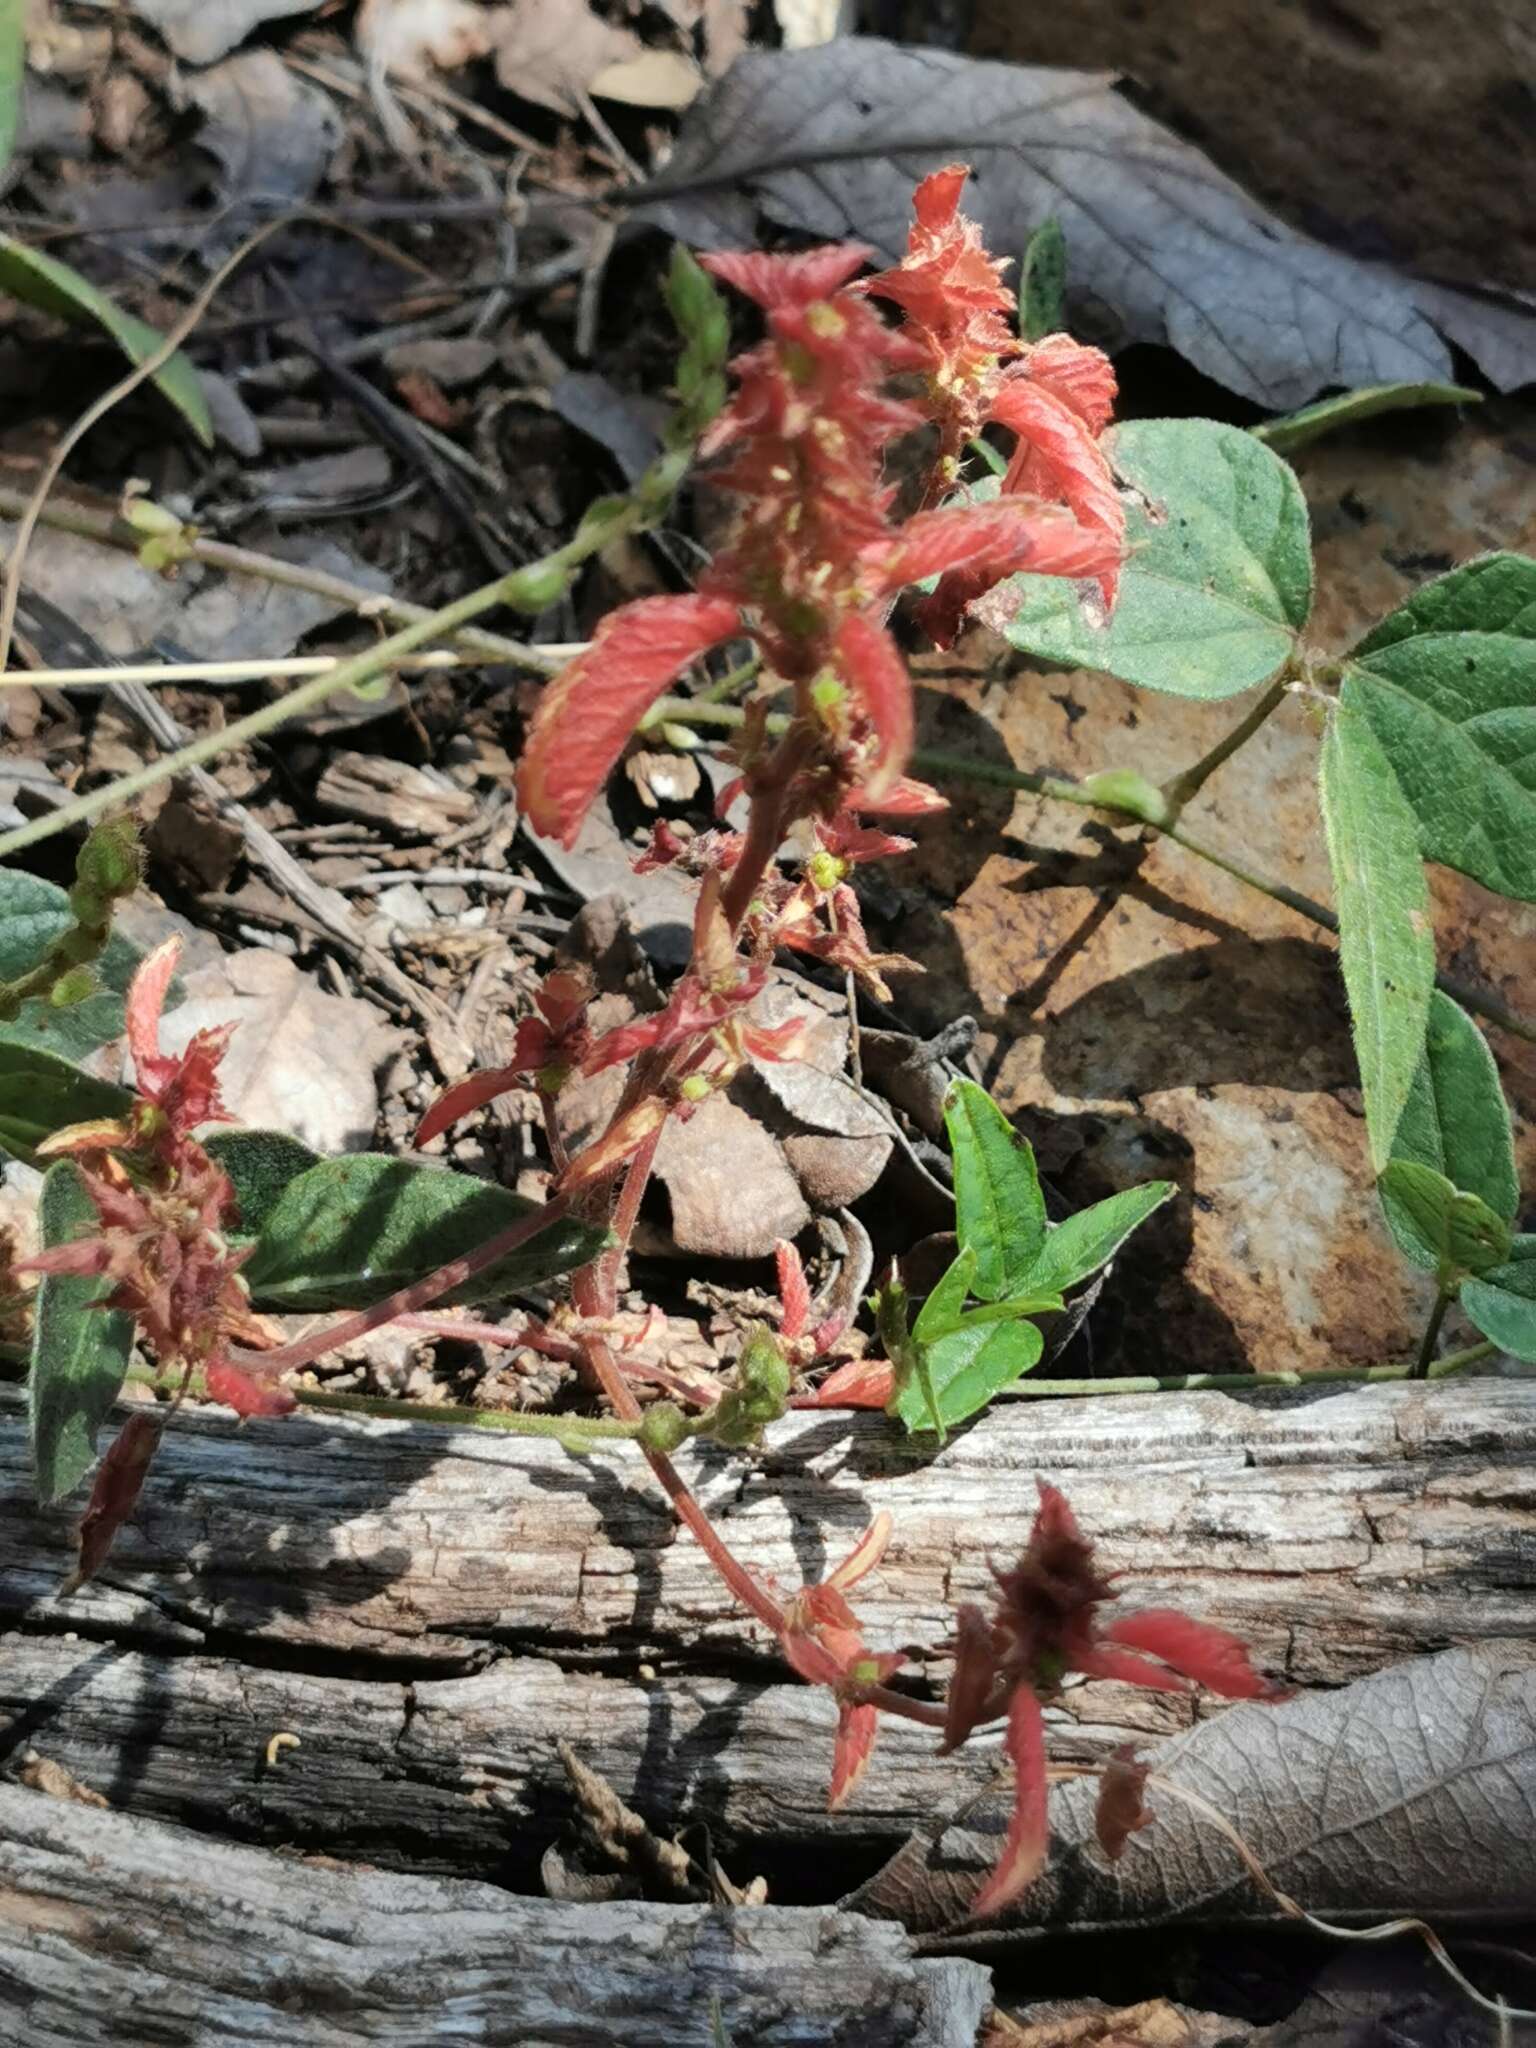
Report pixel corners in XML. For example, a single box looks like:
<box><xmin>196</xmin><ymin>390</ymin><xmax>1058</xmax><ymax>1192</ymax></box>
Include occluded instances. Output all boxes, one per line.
<box><xmin>16</xmin><ymin>650</ymin><xmax>476</xmax><ymax>690</ymax></box>
<box><xmin>228</xmin><ymin>1193</ymin><xmax>576</xmax><ymax>1377</ymax></box>
<box><xmin>649</xmin><ymin>697</ymin><xmax>1536</xmax><ymax>1045</ymax></box>
<box><xmin>293</xmin><ymin>1385</ymin><xmax>644</xmax><ymax>1441</ymax></box>
<box><xmin>0</xmin><ymin>537</ymin><xmax>588</xmax><ymax>863</ymax></box>
<box><xmin>0</xmin><ymin>485</ymin><xmax>562</xmax><ymax>670</ymax></box>
<box><xmin>1412</xmin><ymin>1290</ymin><xmax>1454</xmax><ymax>1380</ymax></box>
<box><xmin>992</xmin><ymin>1345</ymin><xmax>1495</xmax><ymax>1400</ymax></box>
<box><xmin>581</xmin><ymin>1328</ymin><xmax>788</xmax><ymax>1634</ymax></box>
<box><xmin>1160</xmin><ymin>677</ymin><xmax>1290</xmax><ymax>819</ymax></box>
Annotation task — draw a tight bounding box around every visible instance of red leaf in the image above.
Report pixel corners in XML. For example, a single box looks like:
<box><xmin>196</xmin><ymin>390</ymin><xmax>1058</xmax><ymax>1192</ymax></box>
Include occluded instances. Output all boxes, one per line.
<box><xmin>1095</xmin><ymin>1744</ymin><xmax>1155</xmax><ymax>1862</ymax></box>
<box><xmin>64</xmin><ymin>1411</ymin><xmax>159</xmax><ymax>1593</ymax></box>
<box><xmin>1101</xmin><ymin>1608</ymin><xmax>1282</xmax><ymax>1699</ymax></box>
<box><xmin>416</xmin><ymin>1064</ymin><xmax>527</xmax><ymax>1146</ymax></box>
<box><xmin>517</xmin><ymin>594</ymin><xmax>740</xmax><ymax>846</ymax></box>
<box><xmin>868</xmin><ymin>497</ymin><xmax>1054</xmax><ymax>593</ymax></box>
<box><xmin>942</xmin><ymin>1601</ymin><xmax>1001</xmax><ymax>1753</ymax></box>
<box><xmin>991</xmin><ymin>379</ymin><xmax>1125</xmax><ymax>604</ymax></box>
<box><xmin>558</xmin><ymin>1095</ymin><xmax>669</xmax><ymax>1196</ymax></box>
<box><xmin>775</xmin><ymin>1239</ymin><xmax>810</xmax><ymax>1341</ymax></box>
<box><xmin>850</xmin><ymin>776</ymin><xmax>948</xmax><ymax>817</ymax></box>
<box><xmin>701</xmin><ymin>243</ymin><xmax>872</xmax><ymax>309</ymax></box>
<box><xmin>971</xmin><ymin>1685</ymin><xmax>1050</xmax><ymax>1917</ymax></box>
<box><xmin>1072</xmin><ymin>1643</ymin><xmax>1193</xmax><ymax>1694</ymax></box>
<box><xmin>827</xmin><ymin>1509</ymin><xmax>892</xmax><ymax>1593</ymax></box>
<box><xmin>834</xmin><ymin>611</ymin><xmax>912</xmax><ymax>799</ymax></box>
<box><xmin>204</xmin><ymin>1357</ymin><xmax>297</xmax><ymax>1419</ymax></box>
<box><xmin>829</xmin><ymin>1699</ymin><xmax>880</xmax><ymax>1810</ymax></box>
<box><xmin>795</xmin><ymin>1357</ymin><xmax>894</xmax><ymax>1409</ymax></box>
<box><xmin>1027</xmin><ymin>333</ymin><xmax>1117</xmax><ymax>434</ymax></box>
<box><xmin>124</xmin><ymin>938</ymin><xmax>180</xmax><ymax>1097</ymax></box>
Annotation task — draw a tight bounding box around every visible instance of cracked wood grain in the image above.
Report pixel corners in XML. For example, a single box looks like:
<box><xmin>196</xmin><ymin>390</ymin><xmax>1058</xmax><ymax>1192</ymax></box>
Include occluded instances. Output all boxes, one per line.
<box><xmin>3</xmin><ymin>1378</ymin><xmax>1534</xmax><ymax>1886</ymax></box>
<box><xmin>0</xmin><ymin>1784</ymin><xmax>991</xmax><ymax>2047</ymax></box>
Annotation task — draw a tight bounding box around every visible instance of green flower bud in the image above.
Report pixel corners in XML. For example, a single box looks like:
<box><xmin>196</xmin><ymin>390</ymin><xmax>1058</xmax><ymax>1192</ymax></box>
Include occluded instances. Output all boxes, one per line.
<box><xmin>638</xmin><ymin>1401</ymin><xmax>693</xmax><ymax>1456</ymax></box>
<box><xmin>707</xmin><ymin>1325</ymin><xmax>791</xmax><ymax>1449</ymax></box>
<box><xmin>48</xmin><ymin>966</ymin><xmax>98</xmax><ymax>1008</ymax></box>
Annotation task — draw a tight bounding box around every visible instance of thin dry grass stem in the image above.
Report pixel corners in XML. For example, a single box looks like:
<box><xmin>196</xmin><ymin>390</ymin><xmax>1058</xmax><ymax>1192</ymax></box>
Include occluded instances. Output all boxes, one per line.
<box><xmin>0</xmin><ymin>215</ymin><xmax>301</xmax><ymax>676</ymax></box>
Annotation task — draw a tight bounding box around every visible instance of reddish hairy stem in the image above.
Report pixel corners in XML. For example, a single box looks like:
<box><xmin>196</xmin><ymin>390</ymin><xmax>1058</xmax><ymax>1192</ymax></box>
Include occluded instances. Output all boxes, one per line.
<box><xmin>861</xmin><ymin>1683</ymin><xmax>950</xmax><ymax>1731</ymax></box>
<box><xmin>228</xmin><ymin>1196</ymin><xmax>573</xmax><ymax>1376</ymax></box>
<box><xmin>581</xmin><ymin>1329</ymin><xmax>786</xmax><ymax>1634</ymax></box>
<box><xmin>393</xmin><ymin>1313</ymin><xmax>584</xmax><ymax>1360</ymax></box>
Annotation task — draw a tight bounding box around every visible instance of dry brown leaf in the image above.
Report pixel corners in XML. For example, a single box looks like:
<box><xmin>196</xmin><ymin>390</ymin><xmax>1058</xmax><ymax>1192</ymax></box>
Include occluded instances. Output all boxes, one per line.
<box><xmin>156</xmin><ymin>950</ymin><xmax>395</xmax><ymax>1156</ymax></box>
<box><xmin>986</xmin><ymin>2000</ymin><xmax>1246</xmax><ymax>2048</ymax></box>
<box><xmin>16</xmin><ymin>1751</ymin><xmax>110</xmax><ymax>1810</ymax></box>
<box><xmin>355</xmin><ymin>0</ymin><xmax>493</xmax><ymax>79</ymax></box>
<box><xmin>645</xmin><ymin>39</ymin><xmax>1536</xmax><ymax>406</ymax></box>
<box><xmin>589</xmin><ymin>47</ymin><xmax>701</xmax><ymax>109</ymax></box>
<box><xmin>125</xmin><ymin>0</ymin><xmax>320</xmax><ymax>65</ymax></box>
<box><xmin>489</xmin><ymin>0</ymin><xmax>642</xmax><ymax>117</ymax></box>
<box><xmin>850</xmin><ymin>1645</ymin><xmax>1536</xmax><ymax>1944</ymax></box>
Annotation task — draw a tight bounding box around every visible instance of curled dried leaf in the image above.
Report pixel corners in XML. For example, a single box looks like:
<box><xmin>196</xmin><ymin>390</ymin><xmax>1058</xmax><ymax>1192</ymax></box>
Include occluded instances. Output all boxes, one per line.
<box><xmin>1094</xmin><ymin>1745</ymin><xmax>1155</xmax><ymax>1863</ymax></box>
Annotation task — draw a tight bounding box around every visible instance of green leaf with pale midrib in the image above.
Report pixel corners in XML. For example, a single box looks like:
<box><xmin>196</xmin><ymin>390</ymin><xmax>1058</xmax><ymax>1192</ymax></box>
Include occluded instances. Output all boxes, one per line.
<box><xmin>893</xmin><ymin>1316</ymin><xmax>1045</xmax><ymax>1434</ymax></box>
<box><xmin>944</xmin><ymin>1078</ymin><xmax>1046</xmax><ymax>1303</ymax></box>
<box><xmin>1376</xmin><ymin>1160</ymin><xmax>1511</xmax><ymax>1279</ymax></box>
<box><xmin>1017</xmin><ymin>1182</ymin><xmax>1175</xmax><ymax>1297</ymax></box>
<box><xmin>0</xmin><ymin>1040</ymin><xmax>133</xmax><ymax>1166</ymax></box>
<box><xmin>1379</xmin><ymin>991</ymin><xmax>1516</xmax><ymax>1272</ymax></box>
<box><xmin>1346</xmin><ymin>552</ymin><xmax>1536</xmax><ymax>903</ymax></box>
<box><xmin>1462</xmin><ymin>1237</ymin><xmax>1536</xmax><ymax>1362</ymax></box>
<box><xmin>1252</xmin><ymin>381</ymin><xmax>1480</xmax><ymax>454</ymax></box>
<box><xmin>1318</xmin><ymin>681</ymin><xmax>1436</xmax><ymax>1171</ymax></box>
<box><xmin>242</xmin><ymin>1154</ymin><xmax>608</xmax><ymax>1311</ymax></box>
<box><xmin>28</xmin><ymin>1159</ymin><xmax>135</xmax><ymax>1504</ymax></box>
<box><xmin>1000</xmin><ymin>418</ymin><xmax>1312</xmax><ymax>699</ymax></box>
<box><xmin>0</xmin><ymin>235</ymin><xmax>212</xmax><ymax>444</ymax></box>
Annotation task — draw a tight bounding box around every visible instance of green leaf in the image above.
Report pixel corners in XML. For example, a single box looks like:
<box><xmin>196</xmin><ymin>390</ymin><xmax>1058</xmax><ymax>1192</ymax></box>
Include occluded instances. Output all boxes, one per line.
<box><xmin>912</xmin><ymin>1246</ymin><xmax>976</xmax><ymax>1343</ymax></box>
<box><xmin>945</xmin><ymin>1079</ymin><xmax>1046</xmax><ymax>1302</ymax></box>
<box><xmin>1376</xmin><ymin>1160</ymin><xmax>1512</xmax><ymax>1280</ymax></box>
<box><xmin>1019</xmin><ymin>217</ymin><xmax>1066</xmax><ymax>343</ymax></box>
<box><xmin>1000</xmin><ymin>419</ymin><xmax>1312</xmax><ymax>698</ymax></box>
<box><xmin>0</xmin><ymin>1041</ymin><xmax>133</xmax><ymax>1166</ymax></box>
<box><xmin>894</xmin><ymin>1317</ymin><xmax>1045</xmax><ymax>1434</ymax></box>
<box><xmin>241</xmin><ymin>1155</ymin><xmax>610</xmax><ymax>1311</ymax></box>
<box><xmin>1463</xmin><ymin>1238</ymin><xmax>1536</xmax><ymax>1362</ymax></box>
<box><xmin>1379</xmin><ymin>991</ymin><xmax>1516</xmax><ymax>1275</ymax></box>
<box><xmin>1018</xmin><ymin>1181</ymin><xmax>1176</xmax><ymax>1296</ymax></box>
<box><xmin>1345</xmin><ymin>553</ymin><xmax>1536</xmax><ymax>902</ymax></box>
<box><xmin>203</xmin><ymin>1129</ymin><xmax>322</xmax><ymax>1238</ymax></box>
<box><xmin>1251</xmin><ymin>381</ymin><xmax>1480</xmax><ymax>455</ymax></box>
<box><xmin>0</xmin><ymin>0</ymin><xmax>22</xmax><ymax>179</ymax></box>
<box><xmin>1318</xmin><ymin>681</ymin><xmax>1436</xmax><ymax>1170</ymax></box>
<box><xmin>27</xmin><ymin>1160</ymin><xmax>135</xmax><ymax>1504</ymax></box>
<box><xmin>0</xmin><ymin>236</ymin><xmax>212</xmax><ymax>445</ymax></box>
<box><xmin>0</xmin><ymin>867</ymin><xmax>166</xmax><ymax>1061</ymax></box>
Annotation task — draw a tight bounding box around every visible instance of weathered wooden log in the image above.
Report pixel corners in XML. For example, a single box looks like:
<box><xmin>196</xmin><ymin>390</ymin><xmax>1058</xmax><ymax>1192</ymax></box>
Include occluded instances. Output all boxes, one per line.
<box><xmin>4</xmin><ymin>1377</ymin><xmax>1536</xmax><ymax>1890</ymax></box>
<box><xmin>0</xmin><ymin>1785</ymin><xmax>992</xmax><ymax>2047</ymax></box>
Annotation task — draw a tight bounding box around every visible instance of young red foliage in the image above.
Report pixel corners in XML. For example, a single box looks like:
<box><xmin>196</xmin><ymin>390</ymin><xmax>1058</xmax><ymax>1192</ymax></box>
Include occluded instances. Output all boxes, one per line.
<box><xmin>863</xmin><ymin>162</ymin><xmax>1125</xmax><ymax>644</ymax></box>
<box><xmin>778</xmin><ymin>1512</ymin><xmax>905</xmax><ymax>1809</ymax></box>
<box><xmin>943</xmin><ymin>1481</ymin><xmax>1280</xmax><ymax>1916</ymax></box>
<box><xmin>24</xmin><ymin>939</ymin><xmax>293</xmax><ymax>1466</ymax></box>
<box><xmin>519</xmin><ymin>177</ymin><xmax>1126</xmax><ymax>846</ymax></box>
<box><xmin>415</xmin><ymin>969</ymin><xmax>593</xmax><ymax>1146</ymax></box>
<box><xmin>64</xmin><ymin>1410</ymin><xmax>159</xmax><ymax>1594</ymax></box>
